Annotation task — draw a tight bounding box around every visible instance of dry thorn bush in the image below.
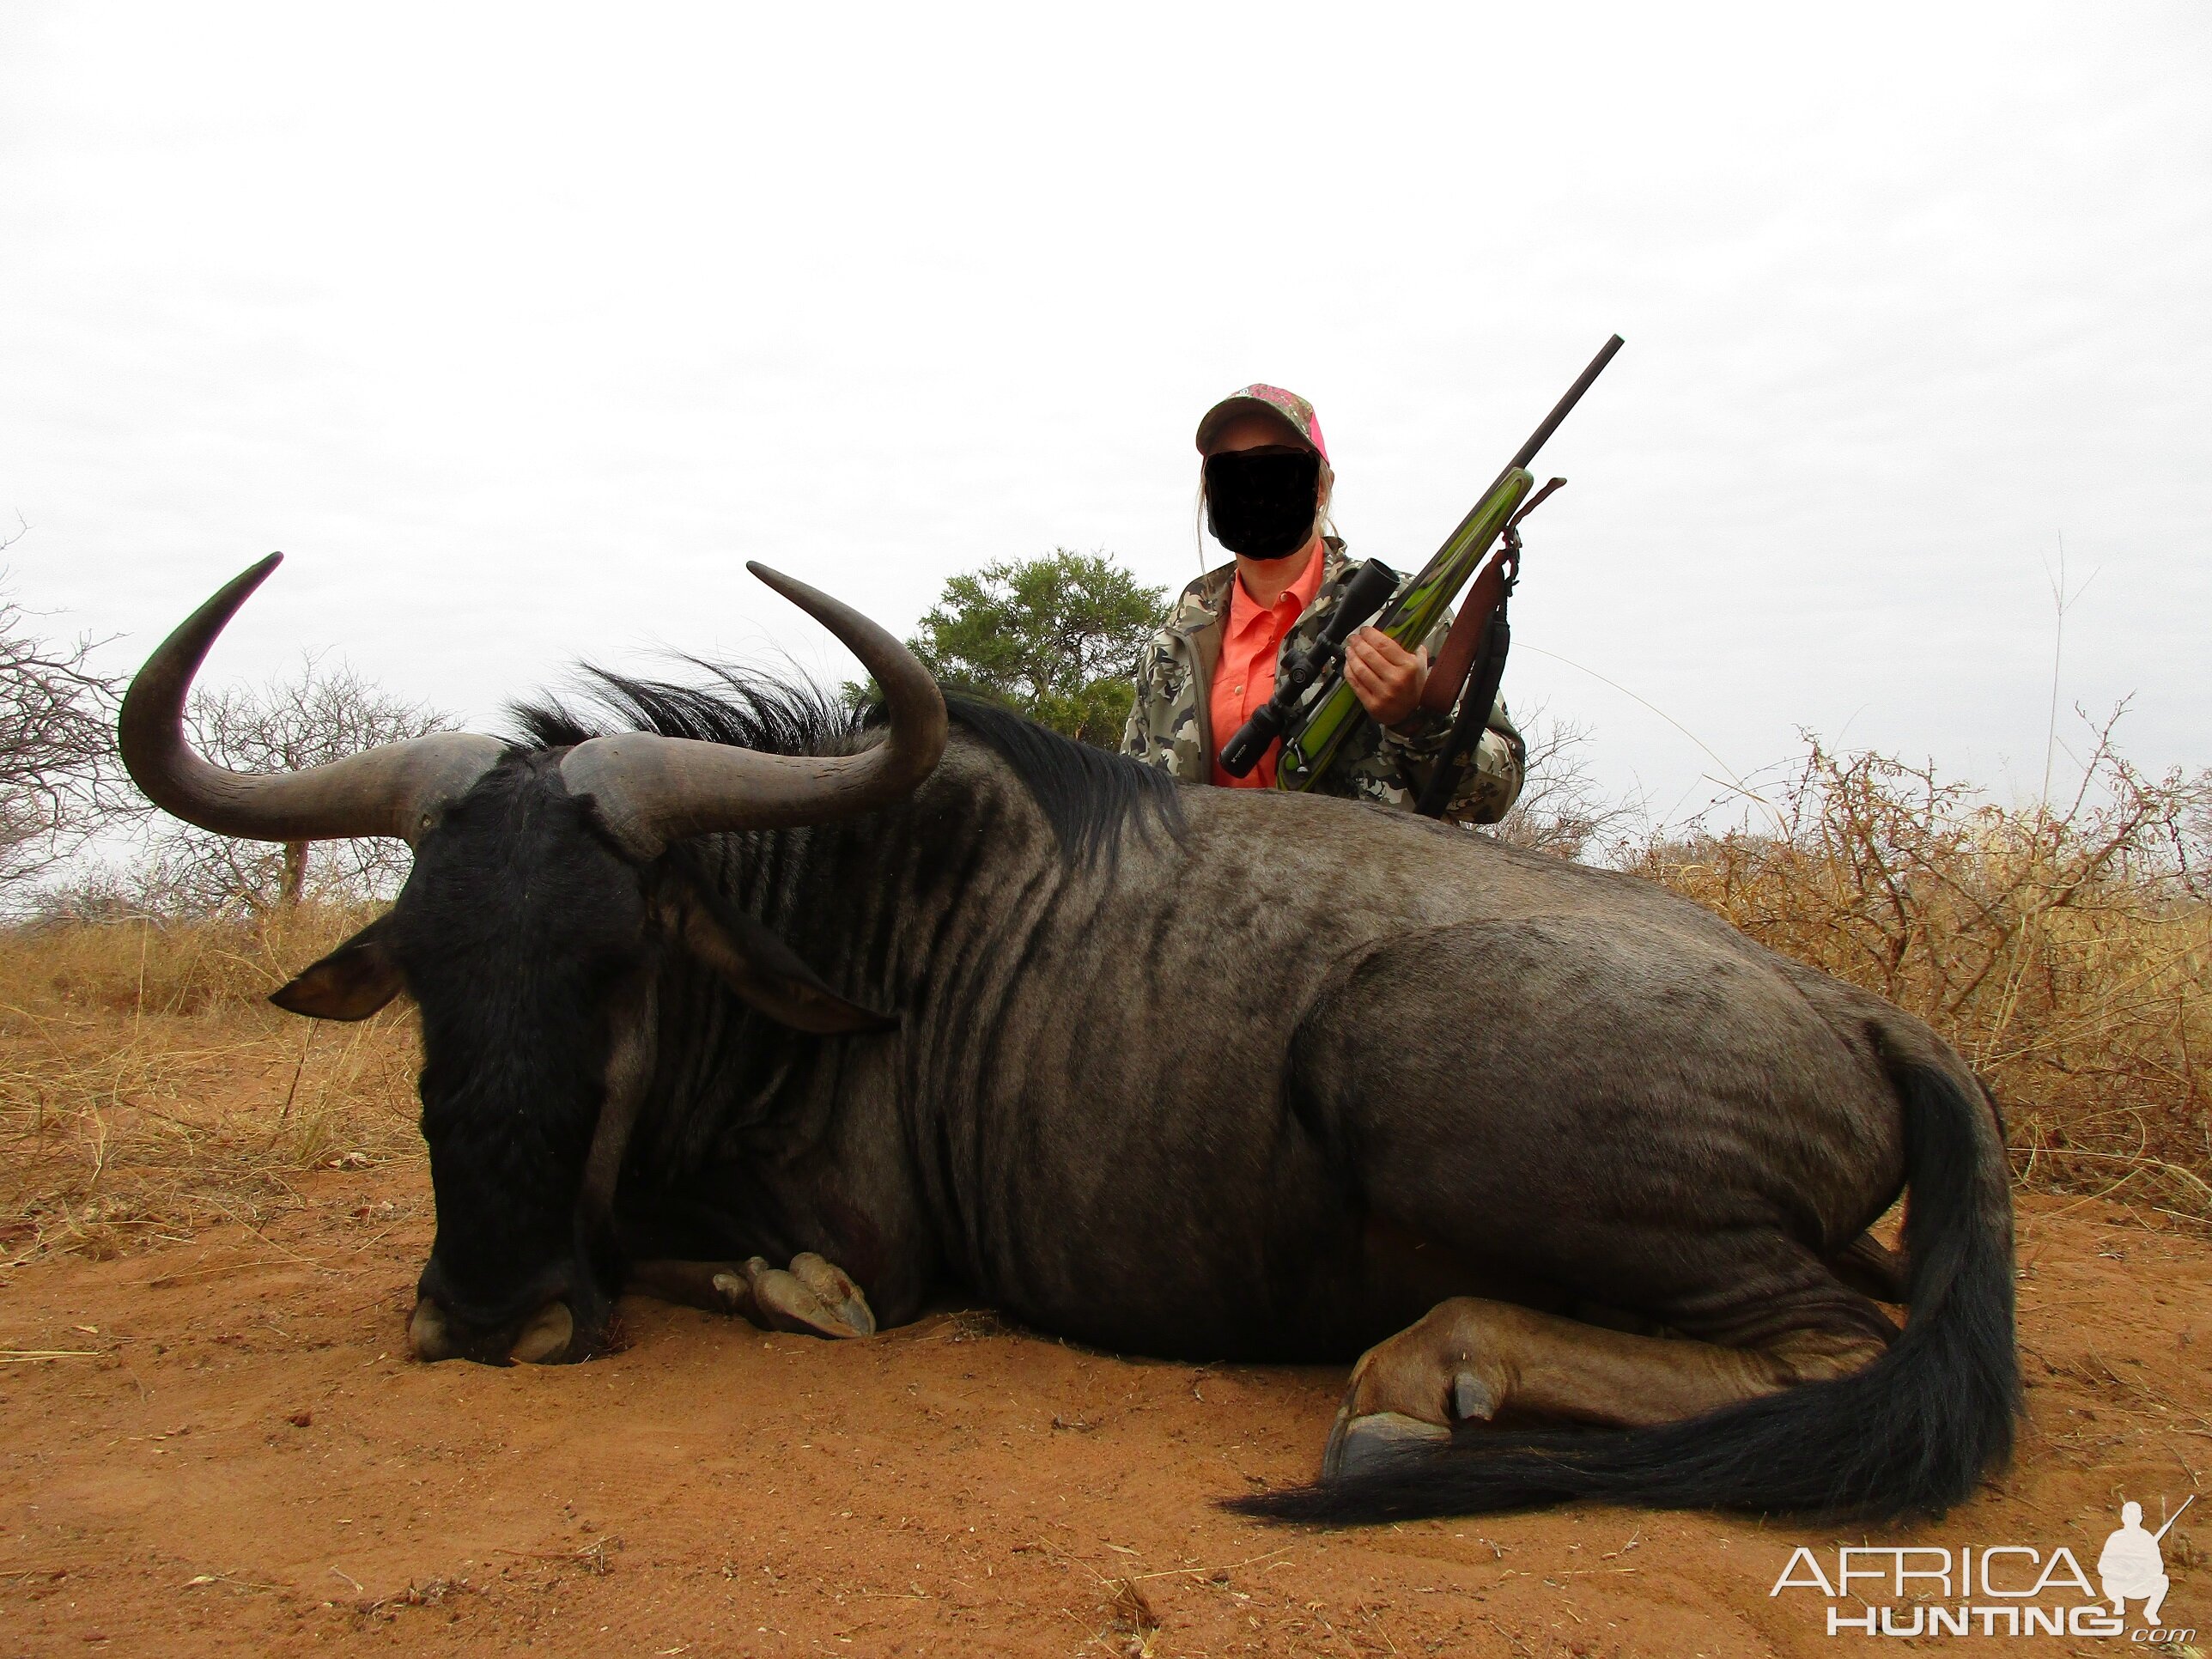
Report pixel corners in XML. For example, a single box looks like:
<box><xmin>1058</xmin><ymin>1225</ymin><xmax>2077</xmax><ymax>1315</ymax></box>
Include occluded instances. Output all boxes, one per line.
<box><xmin>0</xmin><ymin>903</ymin><xmax>422</xmax><ymax>1263</ymax></box>
<box><xmin>1628</xmin><ymin>717</ymin><xmax>2210</xmax><ymax>1223</ymax></box>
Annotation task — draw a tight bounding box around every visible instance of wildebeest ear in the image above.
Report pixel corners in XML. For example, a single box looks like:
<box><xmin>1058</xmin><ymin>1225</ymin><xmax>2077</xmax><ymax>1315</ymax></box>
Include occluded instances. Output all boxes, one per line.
<box><xmin>671</xmin><ymin>892</ymin><xmax>893</xmax><ymax>1036</ymax></box>
<box><xmin>270</xmin><ymin>918</ymin><xmax>406</xmax><ymax>1021</ymax></box>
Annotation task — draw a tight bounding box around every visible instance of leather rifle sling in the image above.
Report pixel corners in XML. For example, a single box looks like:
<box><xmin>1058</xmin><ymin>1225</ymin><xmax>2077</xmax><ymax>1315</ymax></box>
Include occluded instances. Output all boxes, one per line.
<box><xmin>1419</xmin><ymin>555</ymin><xmax>1510</xmax><ymax>717</ymax></box>
<box><xmin>1417</xmin><ymin>476</ymin><xmax>1569</xmax><ymax>719</ymax></box>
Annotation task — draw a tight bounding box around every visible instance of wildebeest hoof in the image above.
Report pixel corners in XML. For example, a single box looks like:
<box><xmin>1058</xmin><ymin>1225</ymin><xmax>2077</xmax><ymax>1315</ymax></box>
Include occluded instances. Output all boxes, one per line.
<box><xmin>1452</xmin><ymin>1369</ymin><xmax>1499</xmax><ymax>1422</ymax></box>
<box><xmin>1322</xmin><ymin>1299</ymin><xmax>1516</xmax><ymax>1474</ymax></box>
<box><xmin>724</xmin><ymin>1256</ymin><xmax>875</xmax><ymax>1340</ymax></box>
<box><xmin>408</xmin><ymin>1296</ymin><xmax>576</xmax><ymax>1364</ymax></box>
<box><xmin>1324</xmin><ymin>1412</ymin><xmax>1450</xmax><ymax>1480</ymax></box>
<box><xmin>629</xmin><ymin>1255</ymin><xmax>873</xmax><ymax>1339</ymax></box>
<box><xmin>509</xmin><ymin>1300</ymin><xmax>575</xmax><ymax>1364</ymax></box>
<box><xmin>787</xmin><ymin>1252</ymin><xmax>876</xmax><ymax>1336</ymax></box>
<box><xmin>410</xmin><ymin>1297</ymin><xmax>453</xmax><ymax>1363</ymax></box>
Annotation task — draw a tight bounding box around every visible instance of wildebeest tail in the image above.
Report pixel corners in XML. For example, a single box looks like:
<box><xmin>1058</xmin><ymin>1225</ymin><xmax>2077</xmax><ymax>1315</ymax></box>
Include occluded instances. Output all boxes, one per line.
<box><xmin>1232</xmin><ymin>1047</ymin><xmax>2021</xmax><ymax>1523</ymax></box>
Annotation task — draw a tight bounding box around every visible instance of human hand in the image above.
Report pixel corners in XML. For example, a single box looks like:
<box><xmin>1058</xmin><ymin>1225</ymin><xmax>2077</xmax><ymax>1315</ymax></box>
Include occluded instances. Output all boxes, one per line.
<box><xmin>1345</xmin><ymin>627</ymin><xmax>1427</xmax><ymax>729</ymax></box>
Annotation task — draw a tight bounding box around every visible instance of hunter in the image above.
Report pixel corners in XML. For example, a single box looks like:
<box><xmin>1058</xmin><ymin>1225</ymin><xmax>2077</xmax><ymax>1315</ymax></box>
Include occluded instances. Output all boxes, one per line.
<box><xmin>1121</xmin><ymin>384</ymin><xmax>1524</xmax><ymax>820</ymax></box>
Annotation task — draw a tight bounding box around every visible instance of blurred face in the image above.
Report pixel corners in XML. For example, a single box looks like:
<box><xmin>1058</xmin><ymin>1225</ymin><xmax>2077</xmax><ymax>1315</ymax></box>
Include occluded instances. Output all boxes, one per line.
<box><xmin>1201</xmin><ymin>412</ymin><xmax>1328</xmax><ymax>562</ymax></box>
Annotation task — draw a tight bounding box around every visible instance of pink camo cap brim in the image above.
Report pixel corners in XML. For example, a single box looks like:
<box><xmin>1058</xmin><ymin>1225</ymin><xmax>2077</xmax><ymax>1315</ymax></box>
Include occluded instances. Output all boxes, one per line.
<box><xmin>1195</xmin><ymin>384</ymin><xmax>1328</xmax><ymax>463</ymax></box>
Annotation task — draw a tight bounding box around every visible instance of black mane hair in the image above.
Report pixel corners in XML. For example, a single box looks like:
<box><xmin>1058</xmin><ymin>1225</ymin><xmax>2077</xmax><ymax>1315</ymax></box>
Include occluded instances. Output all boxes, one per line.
<box><xmin>511</xmin><ymin>661</ymin><xmax>859</xmax><ymax>758</ymax></box>
<box><xmin>933</xmin><ymin>695</ymin><xmax>1183</xmax><ymax>863</ymax></box>
<box><xmin>510</xmin><ymin>667</ymin><xmax>1182</xmax><ymax>863</ymax></box>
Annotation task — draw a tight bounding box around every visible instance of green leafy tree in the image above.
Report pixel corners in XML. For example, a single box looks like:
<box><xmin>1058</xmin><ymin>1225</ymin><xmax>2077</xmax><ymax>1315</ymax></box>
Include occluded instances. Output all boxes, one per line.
<box><xmin>907</xmin><ymin>550</ymin><xmax>1165</xmax><ymax>748</ymax></box>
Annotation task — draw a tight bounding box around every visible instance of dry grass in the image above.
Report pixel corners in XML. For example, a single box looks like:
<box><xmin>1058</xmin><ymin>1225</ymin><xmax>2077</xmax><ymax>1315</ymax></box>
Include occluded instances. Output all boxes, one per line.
<box><xmin>1629</xmin><ymin>724</ymin><xmax>2211</xmax><ymax>1223</ymax></box>
<box><xmin>0</xmin><ymin>904</ymin><xmax>422</xmax><ymax>1263</ymax></box>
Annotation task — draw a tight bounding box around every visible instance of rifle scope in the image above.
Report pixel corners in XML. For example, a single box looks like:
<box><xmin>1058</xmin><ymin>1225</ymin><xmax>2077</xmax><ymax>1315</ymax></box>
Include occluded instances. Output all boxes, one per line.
<box><xmin>1218</xmin><ymin>557</ymin><xmax>1401</xmax><ymax>779</ymax></box>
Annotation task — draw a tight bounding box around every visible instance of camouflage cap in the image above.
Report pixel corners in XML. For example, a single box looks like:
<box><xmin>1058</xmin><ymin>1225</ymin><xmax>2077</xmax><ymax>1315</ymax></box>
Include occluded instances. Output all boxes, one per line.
<box><xmin>1194</xmin><ymin>385</ymin><xmax>1329</xmax><ymax>463</ymax></box>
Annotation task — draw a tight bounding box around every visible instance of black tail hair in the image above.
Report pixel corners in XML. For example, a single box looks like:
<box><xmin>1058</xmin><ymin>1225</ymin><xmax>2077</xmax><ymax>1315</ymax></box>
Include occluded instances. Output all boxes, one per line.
<box><xmin>1232</xmin><ymin>1049</ymin><xmax>2021</xmax><ymax>1523</ymax></box>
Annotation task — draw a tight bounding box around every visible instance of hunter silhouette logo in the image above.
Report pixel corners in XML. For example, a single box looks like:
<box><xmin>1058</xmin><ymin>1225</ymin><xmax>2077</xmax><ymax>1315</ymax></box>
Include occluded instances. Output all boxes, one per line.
<box><xmin>1767</xmin><ymin>1497</ymin><xmax>2194</xmax><ymax>1640</ymax></box>
<box><xmin>2100</xmin><ymin>1497</ymin><xmax>2188</xmax><ymax>1628</ymax></box>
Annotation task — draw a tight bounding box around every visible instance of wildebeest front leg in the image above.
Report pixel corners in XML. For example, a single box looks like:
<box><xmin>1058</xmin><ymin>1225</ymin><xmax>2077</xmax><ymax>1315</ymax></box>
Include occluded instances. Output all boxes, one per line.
<box><xmin>629</xmin><ymin>1254</ymin><xmax>877</xmax><ymax>1339</ymax></box>
<box><xmin>1324</xmin><ymin>1297</ymin><xmax>1886</xmax><ymax>1478</ymax></box>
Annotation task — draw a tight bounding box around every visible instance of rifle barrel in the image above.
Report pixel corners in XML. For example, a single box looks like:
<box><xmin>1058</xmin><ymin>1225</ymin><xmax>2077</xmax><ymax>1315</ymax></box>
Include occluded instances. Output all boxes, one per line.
<box><xmin>1493</xmin><ymin>333</ymin><xmax>1625</xmax><ymax>491</ymax></box>
<box><xmin>2153</xmin><ymin>1493</ymin><xmax>2195</xmax><ymax>1541</ymax></box>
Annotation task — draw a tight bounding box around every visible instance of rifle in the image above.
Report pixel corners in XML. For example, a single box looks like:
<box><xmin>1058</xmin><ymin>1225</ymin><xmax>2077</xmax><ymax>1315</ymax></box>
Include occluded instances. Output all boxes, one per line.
<box><xmin>2154</xmin><ymin>1495</ymin><xmax>2195</xmax><ymax>1543</ymax></box>
<box><xmin>1219</xmin><ymin>334</ymin><xmax>1623</xmax><ymax>808</ymax></box>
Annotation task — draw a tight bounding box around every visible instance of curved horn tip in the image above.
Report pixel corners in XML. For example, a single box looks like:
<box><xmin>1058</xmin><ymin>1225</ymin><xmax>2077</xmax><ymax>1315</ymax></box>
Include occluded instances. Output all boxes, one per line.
<box><xmin>745</xmin><ymin>561</ymin><xmax>803</xmax><ymax>601</ymax></box>
<box><xmin>181</xmin><ymin>552</ymin><xmax>288</xmax><ymax>629</ymax></box>
<box><xmin>744</xmin><ymin>562</ymin><xmax>872</xmax><ymax>626</ymax></box>
<box><xmin>122</xmin><ymin>553</ymin><xmax>288</xmax><ymax>728</ymax></box>
<box><xmin>231</xmin><ymin>550</ymin><xmax>286</xmax><ymax>593</ymax></box>
<box><xmin>120</xmin><ymin>553</ymin><xmax>504</xmax><ymax>846</ymax></box>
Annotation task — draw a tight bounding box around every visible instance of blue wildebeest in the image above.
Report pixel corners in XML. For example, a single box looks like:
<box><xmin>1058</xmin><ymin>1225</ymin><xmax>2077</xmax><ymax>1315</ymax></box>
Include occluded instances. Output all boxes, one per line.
<box><xmin>119</xmin><ymin>556</ymin><xmax>2019</xmax><ymax>1522</ymax></box>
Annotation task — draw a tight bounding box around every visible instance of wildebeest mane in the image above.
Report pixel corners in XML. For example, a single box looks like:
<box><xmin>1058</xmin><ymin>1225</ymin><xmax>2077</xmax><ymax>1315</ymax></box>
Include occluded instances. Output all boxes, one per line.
<box><xmin>510</xmin><ymin>667</ymin><xmax>1182</xmax><ymax>863</ymax></box>
<box><xmin>933</xmin><ymin>694</ymin><xmax>1183</xmax><ymax>863</ymax></box>
<box><xmin>511</xmin><ymin>662</ymin><xmax>860</xmax><ymax>759</ymax></box>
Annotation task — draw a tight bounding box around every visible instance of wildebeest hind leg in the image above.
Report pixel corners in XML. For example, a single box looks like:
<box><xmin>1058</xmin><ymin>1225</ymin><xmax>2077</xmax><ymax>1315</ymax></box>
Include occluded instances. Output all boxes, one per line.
<box><xmin>1830</xmin><ymin>1231</ymin><xmax>1908</xmax><ymax>1303</ymax></box>
<box><xmin>1324</xmin><ymin>1297</ymin><xmax>1885</xmax><ymax>1479</ymax></box>
<box><xmin>628</xmin><ymin>1254</ymin><xmax>876</xmax><ymax>1339</ymax></box>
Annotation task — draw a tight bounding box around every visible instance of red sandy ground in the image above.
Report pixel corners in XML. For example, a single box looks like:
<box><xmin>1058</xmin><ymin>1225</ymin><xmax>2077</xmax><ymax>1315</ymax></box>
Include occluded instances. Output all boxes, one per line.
<box><xmin>0</xmin><ymin>1176</ymin><xmax>2204</xmax><ymax>1657</ymax></box>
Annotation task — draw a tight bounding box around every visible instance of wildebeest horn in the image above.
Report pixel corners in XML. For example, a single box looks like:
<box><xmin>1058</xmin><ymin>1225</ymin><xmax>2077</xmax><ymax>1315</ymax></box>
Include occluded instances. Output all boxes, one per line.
<box><xmin>118</xmin><ymin>554</ymin><xmax>507</xmax><ymax>844</ymax></box>
<box><xmin>557</xmin><ymin>562</ymin><xmax>948</xmax><ymax>856</ymax></box>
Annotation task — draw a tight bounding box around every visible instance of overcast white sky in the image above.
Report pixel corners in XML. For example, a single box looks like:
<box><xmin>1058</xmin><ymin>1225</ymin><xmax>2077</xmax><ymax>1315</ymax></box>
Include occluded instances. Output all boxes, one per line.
<box><xmin>3</xmin><ymin>3</ymin><xmax>2205</xmax><ymax>821</ymax></box>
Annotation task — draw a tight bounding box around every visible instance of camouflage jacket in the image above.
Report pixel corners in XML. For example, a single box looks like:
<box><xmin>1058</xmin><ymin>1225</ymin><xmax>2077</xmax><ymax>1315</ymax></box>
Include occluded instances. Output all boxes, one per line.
<box><xmin>1120</xmin><ymin>541</ymin><xmax>1524</xmax><ymax>822</ymax></box>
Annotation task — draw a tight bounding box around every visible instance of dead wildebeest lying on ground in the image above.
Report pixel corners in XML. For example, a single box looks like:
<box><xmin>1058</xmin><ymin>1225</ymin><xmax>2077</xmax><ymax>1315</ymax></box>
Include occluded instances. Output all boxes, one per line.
<box><xmin>120</xmin><ymin>556</ymin><xmax>2019</xmax><ymax>1523</ymax></box>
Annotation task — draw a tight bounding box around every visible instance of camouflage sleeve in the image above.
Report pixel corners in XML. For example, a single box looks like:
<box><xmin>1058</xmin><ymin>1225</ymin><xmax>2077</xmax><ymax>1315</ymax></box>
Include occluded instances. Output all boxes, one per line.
<box><xmin>1120</xmin><ymin>626</ymin><xmax>1181</xmax><ymax>773</ymax></box>
<box><xmin>1368</xmin><ymin>608</ymin><xmax>1527</xmax><ymax>824</ymax></box>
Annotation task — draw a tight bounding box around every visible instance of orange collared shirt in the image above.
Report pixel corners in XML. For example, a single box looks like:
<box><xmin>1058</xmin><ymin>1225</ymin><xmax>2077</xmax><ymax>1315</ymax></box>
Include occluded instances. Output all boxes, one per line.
<box><xmin>1208</xmin><ymin>545</ymin><xmax>1327</xmax><ymax>788</ymax></box>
